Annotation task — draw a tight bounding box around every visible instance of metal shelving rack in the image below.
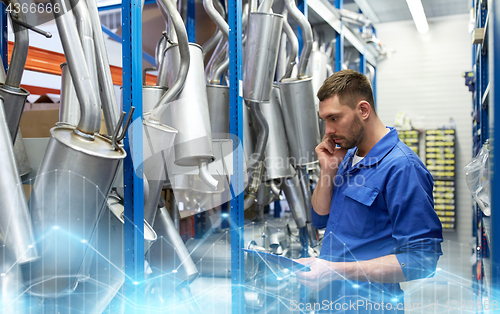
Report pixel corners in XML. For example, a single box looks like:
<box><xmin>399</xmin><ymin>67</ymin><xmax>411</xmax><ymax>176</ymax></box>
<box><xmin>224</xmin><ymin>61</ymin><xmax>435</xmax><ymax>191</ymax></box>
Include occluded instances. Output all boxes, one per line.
<box><xmin>489</xmin><ymin>0</ymin><xmax>500</xmax><ymax>306</ymax></box>
<box><xmin>471</xmin><ymin>0</ymin><xmax>498</xmax><ymax>311</ymax></box>
<box><xmin>0</xmin><ymin>0</ymin><xmax>378</xmax><ymax>311</ymax></box>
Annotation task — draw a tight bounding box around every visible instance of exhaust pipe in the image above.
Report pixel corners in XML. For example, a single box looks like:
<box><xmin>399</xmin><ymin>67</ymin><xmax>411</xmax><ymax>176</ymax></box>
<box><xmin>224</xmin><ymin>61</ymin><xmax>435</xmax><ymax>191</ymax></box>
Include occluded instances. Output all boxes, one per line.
<box><xmin>148</xmin><ymin>205</ymin><xmax>199</xmax><ymax>293</ymax></box>
<box><xmin>284</xmin><ymin>0</ymin><xmax>313</xmax><ymax>79</ymax></box>
<box><xmin>13</xmin><ymin>127</ymin><xmax>31</xmax><ymax>176</ymax></box>
<box><xmin>86</xmin><ymin>0</ymin><xmax>121</xmax><ymax>134</ymax></box>
<box><xmin>279</xmin><ymin>0</ymin><xmax>320</xmax><ymax>167</ymax></box>
<box><xmin>71</xmin><ymin>0</ymin><xmax>100</xmax><ymax>114</ymax></box>
<box><xmin>279</xmin><ymin>9</ymin><xmax>298</xmax><ymax>81</ymax></box>
<box><xmin>282</xmin><ymin>173</ymin><xmax>307</xmax><ymax>228</ymax></box>
<box><xmin>59</xmin><ymin>62</ymin><xmax>80</xmax><ymax>126</ymax></box>
<box><xmin>151</xmin><ymin>0</ymin><xmax>190</xmax><ymax>122</ymax></box>
<box><xmin>0</xmin><ymin>0</ymin><xmax>30</xmax><ymax>143</ymax></box>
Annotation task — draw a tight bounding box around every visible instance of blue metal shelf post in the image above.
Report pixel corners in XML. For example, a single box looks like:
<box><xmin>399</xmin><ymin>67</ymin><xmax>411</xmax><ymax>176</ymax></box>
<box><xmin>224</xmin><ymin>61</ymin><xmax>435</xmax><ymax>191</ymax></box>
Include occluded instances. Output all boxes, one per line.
<box><xmin>297</xmin><ymin>0</ymin><xmax>307</xmax><ymax>57</ymax></box>
<box><xmin>490</xmin><ymin>0</ymin><xmax>500</xmax><ymax>295</ymax></box>
<box><xmin>334</xmin><ymin>0</ymin><xmax>343</xmax><ymax>72</ymax></box>
<box><xmin>228</xmin><ymin>0</ymin><xmax>244</xmax><ymax>312</ymax></box>
<box><xmin>122</xmin><ymin>0</ymin><xmax>145</xmax><ymax>310</ymax></box>
<box><xmin>187</xmin><ymin>0</ymin><xmax>195</xmax><ymax>42</ymax></box>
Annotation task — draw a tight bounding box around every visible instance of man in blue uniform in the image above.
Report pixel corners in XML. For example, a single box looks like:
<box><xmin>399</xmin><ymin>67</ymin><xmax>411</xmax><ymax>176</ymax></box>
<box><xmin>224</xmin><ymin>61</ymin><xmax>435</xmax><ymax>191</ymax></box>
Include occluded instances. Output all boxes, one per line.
<box><xmin>296</xmin><ymin>70</ymin><xmax>443</xmax><ymax>313</ymax></box>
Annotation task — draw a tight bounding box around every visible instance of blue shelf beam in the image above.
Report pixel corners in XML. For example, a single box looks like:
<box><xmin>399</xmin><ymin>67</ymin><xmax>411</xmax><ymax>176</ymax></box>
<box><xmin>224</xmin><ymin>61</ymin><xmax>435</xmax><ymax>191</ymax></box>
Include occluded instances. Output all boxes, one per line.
<box><xmin>228</xmin><ymin>0</ymin><xmax>244</xmax><ymax>311</ymax></box>
<box><xmin>101</xmin><ymin>25</ymin><xmax>157</xmax><ymax>66</ymax></box>
<box><xmin>122</xmin><ymin>0</ymin><xmax>145</xmax><ymax>310</ymax></box>
<box><xmin>100</xmin><ymin>0</ymin><xmax>156</xmax><ymax>11</ymax></box>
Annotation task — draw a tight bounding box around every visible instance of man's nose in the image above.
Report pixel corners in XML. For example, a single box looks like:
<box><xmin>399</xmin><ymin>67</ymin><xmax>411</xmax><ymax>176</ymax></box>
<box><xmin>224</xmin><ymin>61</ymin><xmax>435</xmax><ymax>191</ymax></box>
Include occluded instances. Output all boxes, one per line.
<box><xmin>325</xmin><ymin>122</ymin><xmax>335</xmax><ymax>136</ymax></box>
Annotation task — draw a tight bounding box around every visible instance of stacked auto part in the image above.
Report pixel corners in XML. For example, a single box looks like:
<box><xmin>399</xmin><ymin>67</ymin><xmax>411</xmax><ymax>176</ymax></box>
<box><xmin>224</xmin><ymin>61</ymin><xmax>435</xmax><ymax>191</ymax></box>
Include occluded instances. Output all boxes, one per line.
<box><xmin>0</xmin><ymin>0</ymin><xmax>383</xmax><ymax>311</ymax></box>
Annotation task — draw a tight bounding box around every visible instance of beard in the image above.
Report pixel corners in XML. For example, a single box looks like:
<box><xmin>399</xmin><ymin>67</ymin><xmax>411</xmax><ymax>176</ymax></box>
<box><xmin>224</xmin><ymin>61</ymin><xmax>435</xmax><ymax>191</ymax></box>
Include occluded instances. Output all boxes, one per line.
<box><xmin>336</xmin><ymin>115</ymin><xmax>365</xmax><ymax>150</ymax></box>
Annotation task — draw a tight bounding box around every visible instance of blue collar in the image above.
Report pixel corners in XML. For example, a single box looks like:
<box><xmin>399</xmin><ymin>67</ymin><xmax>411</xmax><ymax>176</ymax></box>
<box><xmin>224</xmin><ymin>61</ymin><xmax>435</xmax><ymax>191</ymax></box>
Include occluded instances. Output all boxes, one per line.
<box><xmin>345</xmin><ymin>127</ymin><xmax>400</xmax><ymax>169</ymax></box>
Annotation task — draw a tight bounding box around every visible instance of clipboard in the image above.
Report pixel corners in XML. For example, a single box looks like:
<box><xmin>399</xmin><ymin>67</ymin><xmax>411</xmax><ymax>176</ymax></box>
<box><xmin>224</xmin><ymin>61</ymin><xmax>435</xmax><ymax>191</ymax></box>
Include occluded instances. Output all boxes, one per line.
<box><xmin>242</xmin><ymin>249</ymin><xmax>311</xmax><ymax>272</ymax></box>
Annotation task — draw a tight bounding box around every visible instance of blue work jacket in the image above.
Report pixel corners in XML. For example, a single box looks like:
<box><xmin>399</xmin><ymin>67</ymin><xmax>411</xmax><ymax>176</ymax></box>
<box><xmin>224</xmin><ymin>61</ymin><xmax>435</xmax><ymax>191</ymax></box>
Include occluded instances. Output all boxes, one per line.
<box><xmin>311</xmin><ymin>127</ymin><xmax>443</xmax><ymax>313</ymax></box>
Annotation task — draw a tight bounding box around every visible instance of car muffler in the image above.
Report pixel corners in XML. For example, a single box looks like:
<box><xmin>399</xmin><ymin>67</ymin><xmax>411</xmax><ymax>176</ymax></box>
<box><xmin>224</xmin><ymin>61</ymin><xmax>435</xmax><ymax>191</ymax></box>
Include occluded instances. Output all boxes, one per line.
<box><xmin>153</xmin><ymin>0</ymin><xmax>218</xmax><ymax>190</ymax></box>
<box><xmin>161</xmin><ymin>44</ymin><xmax>214</xmax><ymax>167</ymax></box>
<box><xmin>42</xmin><ymin>195</ymin><xmax>157</xmax><ymax>313</ymax></box>
<box><xmin>279</xmin><ymin>0</ymin><xmax>320</xmax><ymax>166</ymax></box>
<box><xmin>0</xmin><ymin>98</ymin><xmax>37</xmax><ymax>265</ymax></box>
<box><xmin>279</xmin><ymin>77</ymin><xmax>320</xmax><ymax>166</ymax></box>
<box><xmin>243</xmin><ymin>12</ymin><xmax>283</xmax><ymax>103</ymax></box>
<box><xmin>261</xmin><ymin>86</ymin><xmax>294</xmax><ymax>180</ymax></box>
<box><xmin>207</xmin><ymin>84</ymin><xmax>229</xmax><ymax>139</ymax></box>
<box><xmin>25</xmin><ymin>126</ymin><xmax>126</xmax><ymax>297</ymax></box>
<box><xmin>24</xmin><ymin>0</ymin><xmax>127</xmax><ymax>297</ymax></box>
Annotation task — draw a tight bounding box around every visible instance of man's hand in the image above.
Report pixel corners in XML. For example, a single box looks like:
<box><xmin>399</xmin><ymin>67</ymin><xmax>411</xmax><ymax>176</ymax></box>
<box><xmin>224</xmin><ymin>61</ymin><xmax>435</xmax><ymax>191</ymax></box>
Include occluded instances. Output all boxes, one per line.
<box><xmin>295</xmin><ymin>257</ymin><xmax>343</xmax><ymax>292</ymax></box>
<box><xmin>315</xmin><ymin>135</ymin><xmax>348</xmax><ymax>175</ymax></box>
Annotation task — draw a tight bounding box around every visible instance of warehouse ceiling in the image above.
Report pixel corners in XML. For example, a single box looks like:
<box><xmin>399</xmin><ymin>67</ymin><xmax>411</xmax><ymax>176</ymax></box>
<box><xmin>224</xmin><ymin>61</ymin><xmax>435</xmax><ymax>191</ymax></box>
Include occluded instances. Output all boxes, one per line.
<box><xmin>341</xmin><ymin>0</ymin><xmax>471</xmax><ymax>24</ymax></box>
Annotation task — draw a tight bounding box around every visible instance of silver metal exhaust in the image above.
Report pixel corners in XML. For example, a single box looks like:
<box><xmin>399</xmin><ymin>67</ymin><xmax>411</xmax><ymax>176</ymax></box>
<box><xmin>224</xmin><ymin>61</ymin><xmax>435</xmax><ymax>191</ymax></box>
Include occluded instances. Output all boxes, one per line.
<box><xmin>284</xmin><ymin>0</ymin><xmax>313</xmax><ymax>79</ymax></box>
<box><xmin>151</xmin><ymin>0</ymin><xmax>190</xmax><ymax>122</ymax></box>
<box><xmin>13</xmin><ymin>127</ymin><xmax>31</xmax><ymax>176</ymax></box>
<box><xmin>24</xmin><ymin>0</ymin><xmax>127</xmax><ymax>296</ymax></box>
<box><xmin>148</xmin><ymin>205</ymin><xmax>199</xmax><ymax>293</ymax></box>
<box><xmin>207</xmin><ymin>84</ymin><xmax>229</xmax><ymax>139</ymax></box>
<box><xmin>86</xmin><ymin>0</ymin><xmax>121</xmax><ymax>134</ymax></box>
<box><xmin>0</xmin><ymin>0</ymin><xmax>30</xmax><ymax>142</ymax></box>
<box><xmin>261</xmin><ymin>86</ymin><xmax>295</xmax><ymax>180</ymax></box>
<box><xmin>52</xmin><ymin>0</ymin><xmax>100</xmax><ymax>136</ymax></box>
<box><xmin>278</xmin><ymin>0</ymin><xmax>320</xmax><ymax>167</ymax></box>
<box><xmin>0</xmin><ymin>97</ymin><xmax>37</xmax><ymax>264</ymax></box>
<box><xmin>59</xmin><ymin>62</ymin><xmax>80</xmax><ymax>126</ymax></box>
<box><xmin>282</xmin><ymin>173</ymin><xmax>307</xmax><ymax>228</ymax></box>
<box><xmin>243</xmin><ymin>12</ymin><xmax>283</xmax><ymax>103</ymax></box>
<box><xmin>279</xmin><ymin>9</ymin><xmax>298</xmax><ymax>81</ymax></box>
<box><xmin>44</xmin><ymin>195</ymin><xmax>157</xmax><ymax>313</ymax></box>
<box><xmin>141</xmin><ymin>113</ymin><xmax>178</xmax><ymax>226</ymax></box>
<box><xmin>279</xmin><ymin>76</ymin><xmax>320</xmax><ymax>166</ymax></box>
<box><xmin>71</xmin><ymin>0</ymin><xmax>100</xmax><ymax>114</ymax></box>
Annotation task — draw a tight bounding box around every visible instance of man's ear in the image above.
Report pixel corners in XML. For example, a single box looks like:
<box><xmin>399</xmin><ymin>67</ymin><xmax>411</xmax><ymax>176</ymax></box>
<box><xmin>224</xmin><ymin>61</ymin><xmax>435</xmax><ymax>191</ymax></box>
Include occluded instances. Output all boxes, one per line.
<box><xmin>358</xmin><ymin>101</ymin><xmax>371</xmax><ymax>120</ymax></box>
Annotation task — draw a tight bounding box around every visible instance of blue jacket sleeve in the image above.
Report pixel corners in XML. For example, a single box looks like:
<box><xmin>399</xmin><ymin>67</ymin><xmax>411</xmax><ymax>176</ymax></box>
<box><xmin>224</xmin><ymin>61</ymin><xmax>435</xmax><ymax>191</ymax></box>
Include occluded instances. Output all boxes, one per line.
<box><xmin>384</xmin><ymin>163</ymin><xmax>443</xmax><ymax>281</ymax></box>
<box><xmin>312</xmin><ymin>208</ymin><xmax>329</xmax><ymax>229</ymax></box>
